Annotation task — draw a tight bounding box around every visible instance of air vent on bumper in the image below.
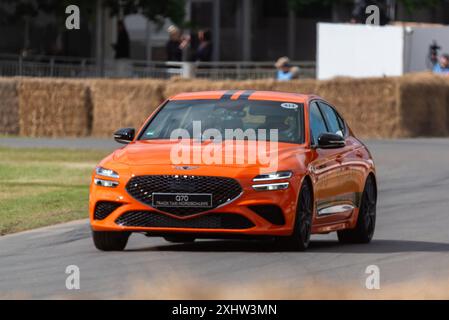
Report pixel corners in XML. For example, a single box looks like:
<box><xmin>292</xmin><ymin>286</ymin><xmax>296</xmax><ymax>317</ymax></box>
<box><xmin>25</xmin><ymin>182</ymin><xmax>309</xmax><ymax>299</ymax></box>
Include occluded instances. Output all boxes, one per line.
<box><xmin>94</xmin><ymin>201</ymin><xmax>122</xmax><ymax>220</ymax></box>
<box><xmin>249</xmin><ymin>205</ymin><xmax>285</xmax><ymax>225</ymax></box>
<box><xmin>115</xmin><ymin>211</ymin><xmax>254</xmax><ymax>229</ymax></box>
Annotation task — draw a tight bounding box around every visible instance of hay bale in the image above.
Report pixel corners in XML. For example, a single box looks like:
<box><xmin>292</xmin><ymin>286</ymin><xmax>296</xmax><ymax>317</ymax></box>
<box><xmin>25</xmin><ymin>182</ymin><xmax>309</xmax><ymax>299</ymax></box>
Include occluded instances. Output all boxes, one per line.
<box><xmin>18</xmin><ymin>78</ymin><xmax>91</xmax><ymax>137</ymax></box>
<box><xmin>273</xmin><ymin>79</ymin><xmax>318</xmax><ymax>95</ymax></box>
<box><xmin>89</xmin><ymin>79</ymin><xmax>165</xmax><ymax>137</ymax></box>
<box><xmin>316</xmin><ymin>77</ymin><xmax>401</xmax><ymax>138</ymax></box>
<box><xmin>230</xmin><ymin>79</ymin><xmax>276</xmax><ymax>91</ymax></box>
<box><xmin>163</xmin><ymin>78</ymin><xmax>404</xmax><ymax>138</ymax></box>
<box><xmin>397</xmin><ymin>73</ymin><xmax>449</xmax><ymax>137</ymax></box>
<box><xmin>314</xmin><ymin>73</ymin><xmax>449</xmax><ymax>138</ymax></box>
<box><xmin>14</xmin><ymin>74</ymin><xmax>448</xmax><ymax>139</ymax></box>
<box><xmin>0</xmin><ymin>78</ymin><xmax>19</xmax><ymax>135</ymax></box>
<box><xmin>163</xmin><ymin>78</ymin><xmax>225</xmax><ymax>99</ymax></box>
<box><xmin>422</xmin><ymin>73</ymin><xmax>449</xmax><ymax>136</ymax></box>
<box><xmin>163</xmin><ymin>79</ymin><xmax>276</xmax><ymax>99</ymax></box>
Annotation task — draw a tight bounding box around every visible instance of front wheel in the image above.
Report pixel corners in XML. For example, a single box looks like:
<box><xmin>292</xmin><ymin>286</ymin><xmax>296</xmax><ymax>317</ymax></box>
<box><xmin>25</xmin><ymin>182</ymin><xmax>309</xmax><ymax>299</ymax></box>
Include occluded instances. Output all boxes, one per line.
<box><xmin>92</xmin><ymin>230</ymin><xmax>131</xmax><ymax>251</ymax></box>
<box><xmin>338</xmin><ymin>175</ymin><xmax>377</xmax><ymax>244</ymax></box>
<box><xmin>276</xmin><ymin>181</ymin><xmax>313</xmax><ymax>251</ymax></box>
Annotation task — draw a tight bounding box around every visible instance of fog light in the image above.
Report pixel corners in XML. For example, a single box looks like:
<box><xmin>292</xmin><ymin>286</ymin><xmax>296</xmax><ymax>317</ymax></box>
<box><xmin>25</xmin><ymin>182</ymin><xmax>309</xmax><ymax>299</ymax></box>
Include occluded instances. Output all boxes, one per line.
<box><xmin>252</xmin><ymin>182</ymin><xmax>289</xmax><ymax>191</ymax></box>
<box><xmin>94</xmin><ymin>178</ymin><xmax>119</xmax><ymax>188</ymax></box>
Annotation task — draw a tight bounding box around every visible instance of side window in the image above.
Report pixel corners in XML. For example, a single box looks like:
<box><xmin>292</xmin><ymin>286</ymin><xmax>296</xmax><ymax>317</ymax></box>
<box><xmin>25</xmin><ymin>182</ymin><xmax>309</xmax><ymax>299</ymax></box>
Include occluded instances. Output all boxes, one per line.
<box><xmin>309</xmin><ymin>102</ymin><xmax>328</xmax><ymax>145</ymax></box>
<box><xmin>336</xmin><ymin>114</ymin><xmax>345</xmax><ymax>134</ymax></box>
<box><xmin>318</xmin><ymin>102</ymin><xmax>345</xmax><ymax>137</ymax></box>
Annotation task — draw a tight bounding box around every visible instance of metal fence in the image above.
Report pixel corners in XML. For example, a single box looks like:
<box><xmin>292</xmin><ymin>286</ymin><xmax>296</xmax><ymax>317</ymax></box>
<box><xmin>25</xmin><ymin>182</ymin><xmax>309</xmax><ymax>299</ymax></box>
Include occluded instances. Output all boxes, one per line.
<box><xmin>0</xmin><ymin>54</ymin><xmax>315</xmax><ymax>80</ymax></box>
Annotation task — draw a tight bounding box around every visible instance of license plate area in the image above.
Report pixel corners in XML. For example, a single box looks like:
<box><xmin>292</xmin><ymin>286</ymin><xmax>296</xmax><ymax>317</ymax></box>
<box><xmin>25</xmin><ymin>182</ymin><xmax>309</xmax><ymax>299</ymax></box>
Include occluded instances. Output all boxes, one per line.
<box><xmin>152</xmin><ymin>193</ymin><xmax>212</xmax><ymax>208</ymax></box>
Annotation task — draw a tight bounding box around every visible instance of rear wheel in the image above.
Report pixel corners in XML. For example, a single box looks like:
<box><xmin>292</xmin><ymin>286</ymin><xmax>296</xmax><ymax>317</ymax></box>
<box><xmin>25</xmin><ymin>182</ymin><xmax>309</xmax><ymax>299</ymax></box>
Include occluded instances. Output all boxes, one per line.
<box><xmin>276</xmin><ymin>181</ymin><xmax>313</xmax><ymax>251</ymax></box>
<box><xmin>164</xmin><ymin>235</ymin><xmax>196</xmax><ymax>243</ymax></box>
<box><xmin>92</xmin><ymin>230</ymin><xmax>130</xmax><ymax>251</ymax></box>
<box><xmin>338</xmin><ymin>175</ymin><xmax>377</xmax><ymax>244</ymax></box>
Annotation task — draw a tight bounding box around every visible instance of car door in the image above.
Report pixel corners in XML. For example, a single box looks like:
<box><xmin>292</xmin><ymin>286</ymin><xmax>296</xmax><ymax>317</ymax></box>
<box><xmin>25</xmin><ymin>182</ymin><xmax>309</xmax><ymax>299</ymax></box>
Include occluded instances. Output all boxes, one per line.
<box><xmin>308</xmin><ymin>101</ymin><xmax>348</xmax><ymax>226</ymax></box>
<box><xmin>314</xmin><ymin>101</ymin><xmax>359</xmax><ymax>224</ymax></box>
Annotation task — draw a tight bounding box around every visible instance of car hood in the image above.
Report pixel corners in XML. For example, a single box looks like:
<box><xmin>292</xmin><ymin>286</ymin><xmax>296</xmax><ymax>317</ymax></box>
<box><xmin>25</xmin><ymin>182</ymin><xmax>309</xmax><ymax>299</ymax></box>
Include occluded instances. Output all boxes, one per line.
<box><xmin>113</xmin><ymin>139</ymin><xmax>306</xmax><ymax>169</ymax></box>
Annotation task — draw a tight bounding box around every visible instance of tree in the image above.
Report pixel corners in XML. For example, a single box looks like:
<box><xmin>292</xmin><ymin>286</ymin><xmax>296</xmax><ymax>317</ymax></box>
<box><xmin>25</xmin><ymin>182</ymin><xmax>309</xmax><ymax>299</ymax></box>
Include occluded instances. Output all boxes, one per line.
<box><xmin>399</xmin><ymin>0</ymin><xmax>441</xmax><ymax>12</ymax></box>
<box><xmin>287</xmin><ymin>0</ymin><xmax>442</xmax><ymax>14</ymax></box>
<box><xmin>287</xmin><ymin>0</ymin><xmax>334</xmax><ymax>13</ymax></box>
<box><xmin>103</xmin><ymin>0</ymin><xmax>185</xmax><ymax>25</ymax></box>
<box><xmin>0</xmin><ymin>0</ymin><xmax>185</xmax><ymax>54</ymax></box>
<box><xmin>1</xmin><ymin>0</ymin><xmax>185</xmax><ymax>25</ymax></box>
<box><xmin>0</xmin><ymin>0</ymin><xmax>95</xmax><ymax>53</ymax></box>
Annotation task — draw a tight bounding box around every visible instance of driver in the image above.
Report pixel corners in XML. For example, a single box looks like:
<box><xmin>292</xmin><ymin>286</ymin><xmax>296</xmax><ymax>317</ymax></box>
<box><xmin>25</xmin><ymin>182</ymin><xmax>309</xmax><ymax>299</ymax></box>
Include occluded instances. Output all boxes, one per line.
<box><xmin>260</xmin><ymin>115</ymin><xmax>295</xmax><ymax>141</ymax></box>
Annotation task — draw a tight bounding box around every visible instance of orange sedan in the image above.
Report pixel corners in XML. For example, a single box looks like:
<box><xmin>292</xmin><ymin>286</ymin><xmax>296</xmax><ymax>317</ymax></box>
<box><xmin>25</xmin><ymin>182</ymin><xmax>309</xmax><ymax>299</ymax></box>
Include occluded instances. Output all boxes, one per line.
<box><xmin>90</xmin><ymin>90</ymin><xmax>377</xmax><ymax>251</ymax></box>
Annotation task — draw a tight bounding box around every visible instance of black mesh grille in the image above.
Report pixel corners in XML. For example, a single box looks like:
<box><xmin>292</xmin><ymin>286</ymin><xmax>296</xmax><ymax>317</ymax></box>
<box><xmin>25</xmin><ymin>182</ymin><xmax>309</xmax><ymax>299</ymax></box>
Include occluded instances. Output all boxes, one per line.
<box><xmin>126</xmin><ymin>175</ymin><xmax>242</xmax><ymax>216</ymax></box>
<box><xmin>94</xmin><ymin>201</ymin><xmax>122</xmax><ymax>220</ymax></box>
<box><xmin>249</xmin><ymin>205</ymin><xmax>285</xmax><ymax>225</ymax></box>
<box><xmin>115</xmin><ymin>211</ymin><xmax>254</xmax><ymax>229</ymax></box>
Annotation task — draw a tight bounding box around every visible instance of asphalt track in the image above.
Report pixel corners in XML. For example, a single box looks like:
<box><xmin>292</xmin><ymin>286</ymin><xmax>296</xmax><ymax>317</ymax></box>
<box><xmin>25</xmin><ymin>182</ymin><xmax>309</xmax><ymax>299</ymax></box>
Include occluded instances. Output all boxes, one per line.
<box><xmin>1</xmin><ymin>138</ymin><xmax>449</xmax><ymax>298</ymax></box>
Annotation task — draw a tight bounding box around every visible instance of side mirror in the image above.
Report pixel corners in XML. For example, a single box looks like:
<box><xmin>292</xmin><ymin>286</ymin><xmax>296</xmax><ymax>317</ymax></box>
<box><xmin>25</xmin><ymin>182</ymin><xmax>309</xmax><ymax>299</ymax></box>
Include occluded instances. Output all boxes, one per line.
<box><xmin>317</xmin><ymin>133</ymin><xmax>345</xmax><ymax>149</ymax></box>
<box><xmin>114</xmin><ymin>128</ymin><xmax>135</xmax><ymax>144</ymax></box>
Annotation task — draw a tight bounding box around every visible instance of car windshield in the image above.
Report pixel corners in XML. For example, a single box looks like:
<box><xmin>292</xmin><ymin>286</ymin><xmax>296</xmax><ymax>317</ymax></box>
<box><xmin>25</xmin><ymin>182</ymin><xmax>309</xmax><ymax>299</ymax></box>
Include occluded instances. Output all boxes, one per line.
<box><xmin>139</xmin><ymin>99</ymin><xmax>304</xmax><ymax>144</ymax></box>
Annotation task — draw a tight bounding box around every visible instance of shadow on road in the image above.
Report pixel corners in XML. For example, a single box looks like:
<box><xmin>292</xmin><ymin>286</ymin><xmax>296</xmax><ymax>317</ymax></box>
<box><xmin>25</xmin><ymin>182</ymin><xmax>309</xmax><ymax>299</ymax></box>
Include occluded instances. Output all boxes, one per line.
<box><xmin>127</xmin><ymin>239</ymin><xmax>449</xmax><ymax>253</ymax></box>
<box><xmin>308</xmin><ymin>239</ymin><xmax>449</xmax><ymax>253</ymax></box>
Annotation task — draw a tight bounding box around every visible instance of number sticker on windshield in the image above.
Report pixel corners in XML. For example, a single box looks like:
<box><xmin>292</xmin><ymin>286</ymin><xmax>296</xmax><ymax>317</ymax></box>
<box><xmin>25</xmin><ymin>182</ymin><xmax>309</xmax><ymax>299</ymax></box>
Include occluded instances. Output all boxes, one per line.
<box><xmin>280</xmin><ymin>103</ymin><xmax>298</xmax><ymax>109</ymax></box>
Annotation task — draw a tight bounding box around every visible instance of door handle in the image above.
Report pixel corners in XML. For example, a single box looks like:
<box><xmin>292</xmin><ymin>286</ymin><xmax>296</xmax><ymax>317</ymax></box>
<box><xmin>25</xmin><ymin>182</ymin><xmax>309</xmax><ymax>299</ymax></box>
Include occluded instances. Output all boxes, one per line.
<box><xmin>336</xmin><ymin>155</ymin><xmax>344</xmax><ymax>163</ymax></box>
<box><xmin>356</xmin><ymin>150</ymin><xmax>363</xmax><ymax>158</ymax></box>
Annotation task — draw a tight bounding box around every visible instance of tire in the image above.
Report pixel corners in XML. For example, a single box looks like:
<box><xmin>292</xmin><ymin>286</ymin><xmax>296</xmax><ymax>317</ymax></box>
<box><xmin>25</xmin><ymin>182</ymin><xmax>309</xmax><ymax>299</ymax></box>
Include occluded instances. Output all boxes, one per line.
<box><xmin>338</xmin><ymin>175</ymin><xmax>377</xmax><ymax>244</ymax></box>
<box><xmin>164</xmin><ymin>235</ymin><xmax>196</xmax><ymax>243</ymax></box>
<box><xmin>276</xmin><ymin>180</ymin><xmax>313</xmax><ymax>251</ymax></box>
<box><xmin>92</xmin><ymin>230</ymin><xmax>131</xmax><ymax>251</ymax></box>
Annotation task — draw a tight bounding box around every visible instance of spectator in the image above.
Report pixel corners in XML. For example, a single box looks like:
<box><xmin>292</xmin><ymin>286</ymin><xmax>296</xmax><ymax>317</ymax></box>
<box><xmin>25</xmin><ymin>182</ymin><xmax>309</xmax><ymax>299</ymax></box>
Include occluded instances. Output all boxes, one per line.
<box><xmin>433</xmin><ymin>54</ymin><xmax>449</xmax><ymax>75</ymax></box>
<box><xmin>290</xmin><ymin>66</ymin><xmax>301</xmax><ymax>79</ymax></box>
<box><xmin>275</xmin><ymin>56</ymin><xmax>295</xmax><ymax>81</ymax></box>
<box><xmin>193</xmin><ymin>29</ymin><xmax>212</xmax><ymax>62</ymax></box>
<box><xmin>166</xmin><ymin>25</ymin><xmax>183</xmax><ymax>61</ymax></box>
<box><xmin>112</xmin><ymin>20</ymin><xmax>130</xmax><ymax>59</ymax></box>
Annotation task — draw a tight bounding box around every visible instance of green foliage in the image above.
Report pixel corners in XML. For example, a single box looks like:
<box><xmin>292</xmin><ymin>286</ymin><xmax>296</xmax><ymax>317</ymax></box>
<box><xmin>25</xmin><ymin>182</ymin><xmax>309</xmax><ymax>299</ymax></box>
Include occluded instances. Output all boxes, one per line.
<box><xmin>287</xmin><ymin>0</ymin><xmax>345</xmax><ymax>13</ymax></box>
<box><xmin>0</xmin><ymin>0</ymin><xmax>95</xmax><ymax>24</ymax></box>
<box><xmin>399</xmin><ymin>0</ymin><xmax>441</xmax><ymax>12</ymax></box>
<box><xmin>287</xmin><ymin>0</ymin><xmax>442</xmax><ymax>14</ymax></box>
<box><xmin>103</xmin><ymin>0</ymin><xmax>185</xmax><ymax>25</ymax></box>
<box><xmin>0</xmin><ymin>0</ymin><xmax>185</xmax><ymax>25</ymax></box>
<box><xmin>0</xmin><ymin>147</ymin><xmax>109</xmax><ymax>235</ymax></box>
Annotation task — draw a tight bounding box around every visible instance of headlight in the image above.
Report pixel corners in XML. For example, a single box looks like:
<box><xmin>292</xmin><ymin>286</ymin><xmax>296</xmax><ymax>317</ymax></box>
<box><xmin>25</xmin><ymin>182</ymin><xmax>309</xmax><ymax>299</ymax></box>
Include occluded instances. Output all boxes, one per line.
<box><xmin>95</xmin><ymin>166</ymin><xmax>119</xmax><ymax>179</ymax></box>
<box><xmin>252</xmin><ymin>182</ymin><xmax>289</xmax><ymax>191</ymax></box>
<box><xmin>94</xmin><ymin>178</ymin><xmax>119</xmax><ymax>188</ymax></box>
<box><xmin>252</xmin><ymin>171</ymin><xmax>292</xmax><ymax>182</ymax></box>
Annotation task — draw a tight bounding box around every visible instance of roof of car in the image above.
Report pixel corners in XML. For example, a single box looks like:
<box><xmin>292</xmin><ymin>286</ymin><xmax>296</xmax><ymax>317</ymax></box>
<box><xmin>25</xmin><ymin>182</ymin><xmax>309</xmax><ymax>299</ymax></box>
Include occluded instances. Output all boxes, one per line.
<box><xmin>169</xmin><ymin>90</ymin><xmax>317</xmax><ymax>103</ymax></box>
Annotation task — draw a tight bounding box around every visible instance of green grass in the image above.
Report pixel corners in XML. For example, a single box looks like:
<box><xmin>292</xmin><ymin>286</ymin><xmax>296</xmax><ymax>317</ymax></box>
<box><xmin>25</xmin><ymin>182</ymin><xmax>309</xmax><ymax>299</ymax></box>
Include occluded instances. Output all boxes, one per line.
<box><xmin>0</xmin><ymin>147</ymin><xmax>109</xmax><ymax>235</ymax></box>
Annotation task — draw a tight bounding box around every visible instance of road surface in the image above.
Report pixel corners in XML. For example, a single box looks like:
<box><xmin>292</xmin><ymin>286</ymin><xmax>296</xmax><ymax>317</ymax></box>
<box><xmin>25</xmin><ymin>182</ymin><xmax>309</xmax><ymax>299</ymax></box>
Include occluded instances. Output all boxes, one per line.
<box><xmin>1</xmin><ymin>138</ymin><xmax>449</xmax><ymax>299</ymax></box>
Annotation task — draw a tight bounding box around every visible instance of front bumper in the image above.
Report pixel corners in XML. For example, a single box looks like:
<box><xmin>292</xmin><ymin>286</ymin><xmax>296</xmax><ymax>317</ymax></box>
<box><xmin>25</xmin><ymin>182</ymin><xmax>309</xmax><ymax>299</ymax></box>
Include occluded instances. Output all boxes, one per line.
<box><xmin>89</xmin><ymin>174</ymin><xmax>302</xmax><ymax>237</ymax></box>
